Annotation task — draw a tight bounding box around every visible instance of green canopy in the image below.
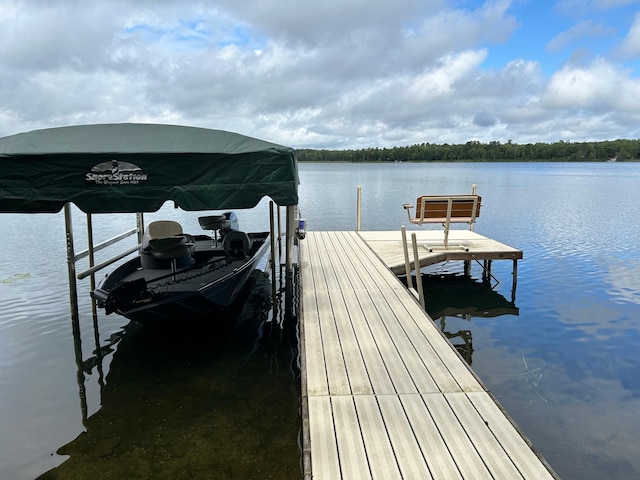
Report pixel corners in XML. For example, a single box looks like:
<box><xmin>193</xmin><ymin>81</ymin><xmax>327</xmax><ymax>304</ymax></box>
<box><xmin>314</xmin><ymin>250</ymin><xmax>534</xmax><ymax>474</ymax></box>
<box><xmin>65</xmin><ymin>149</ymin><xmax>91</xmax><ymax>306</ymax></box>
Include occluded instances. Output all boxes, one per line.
<box><xmin>0</xmin><ymin>123</ymin><xmax>298</xmax><ymax>213</ymax></box>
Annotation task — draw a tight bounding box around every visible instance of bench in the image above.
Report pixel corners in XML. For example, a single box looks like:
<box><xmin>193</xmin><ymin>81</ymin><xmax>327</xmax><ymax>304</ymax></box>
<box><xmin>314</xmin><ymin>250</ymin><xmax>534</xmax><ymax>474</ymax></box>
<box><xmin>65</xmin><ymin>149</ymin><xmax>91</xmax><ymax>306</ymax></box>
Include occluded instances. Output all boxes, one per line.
<box><xmin>403</xmin><ymin>194</ymin><xmax>481</xmax><ymax>248</ymax></box>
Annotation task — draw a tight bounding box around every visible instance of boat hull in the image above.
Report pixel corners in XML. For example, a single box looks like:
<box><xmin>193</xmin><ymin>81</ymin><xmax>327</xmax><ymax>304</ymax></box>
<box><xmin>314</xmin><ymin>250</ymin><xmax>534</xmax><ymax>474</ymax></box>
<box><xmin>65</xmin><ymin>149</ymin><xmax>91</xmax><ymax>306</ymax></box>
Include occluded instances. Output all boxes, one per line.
<box><xmin>92</xmin><ymin>232</ymin><xmax>270</xmax><ymax>324</ymax></box>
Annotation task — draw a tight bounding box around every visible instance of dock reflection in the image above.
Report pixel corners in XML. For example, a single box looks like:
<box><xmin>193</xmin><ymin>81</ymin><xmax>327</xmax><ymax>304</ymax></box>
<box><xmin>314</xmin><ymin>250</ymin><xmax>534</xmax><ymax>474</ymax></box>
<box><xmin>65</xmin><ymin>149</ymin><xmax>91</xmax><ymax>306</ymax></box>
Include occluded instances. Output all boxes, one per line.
<box><xmin>38</xmin><ymin>271</ymin><xmax>301</xmax><ymax>480</ymax></box>
<box><xmin>418</xmin><ymin>273</ymin><xmax>519</xmax><ymax>365</ymax></box>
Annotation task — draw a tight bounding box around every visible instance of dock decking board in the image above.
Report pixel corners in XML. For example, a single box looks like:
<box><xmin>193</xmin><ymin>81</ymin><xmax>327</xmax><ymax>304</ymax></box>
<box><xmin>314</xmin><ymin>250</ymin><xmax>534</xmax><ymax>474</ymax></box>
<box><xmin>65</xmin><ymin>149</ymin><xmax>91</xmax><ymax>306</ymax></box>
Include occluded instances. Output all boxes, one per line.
<box><xmin>300</xmin><ymin>231</ymin><xmax>556</xmax><ymax>479</ymax></box>
<box><xmin>358</xmin><ymin>229</ymin><xmax>523</xmax><ymax>275</ymax></box>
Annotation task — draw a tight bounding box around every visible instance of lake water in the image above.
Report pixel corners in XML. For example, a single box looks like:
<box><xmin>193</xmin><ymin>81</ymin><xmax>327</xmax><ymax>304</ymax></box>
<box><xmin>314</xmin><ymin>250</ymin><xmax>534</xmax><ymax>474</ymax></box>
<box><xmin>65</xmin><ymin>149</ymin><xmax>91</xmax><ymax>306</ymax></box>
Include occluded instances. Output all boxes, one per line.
<box><xmin>1</xmin><ymin>161</ymin><xmax>639</xmax><ymax>479</ymax></box>
<box><xmin>299</xmin><ymin>161</ymin><xmax>640</xmax><ymax>480</ymax></box>
<box><xmin>0</xmin><ymin>203</ymin><xmax>301</xmax><ymax>479</ymax></box>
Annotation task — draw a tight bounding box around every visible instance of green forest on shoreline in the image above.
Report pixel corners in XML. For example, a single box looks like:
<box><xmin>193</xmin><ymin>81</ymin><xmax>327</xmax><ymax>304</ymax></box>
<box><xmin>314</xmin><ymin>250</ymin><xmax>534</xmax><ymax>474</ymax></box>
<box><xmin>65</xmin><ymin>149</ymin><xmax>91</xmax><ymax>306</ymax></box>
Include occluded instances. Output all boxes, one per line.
<box><xmin>297</xmin><ymin>139</ymin><xmax>640</xmax><ymax>162</ymax></box>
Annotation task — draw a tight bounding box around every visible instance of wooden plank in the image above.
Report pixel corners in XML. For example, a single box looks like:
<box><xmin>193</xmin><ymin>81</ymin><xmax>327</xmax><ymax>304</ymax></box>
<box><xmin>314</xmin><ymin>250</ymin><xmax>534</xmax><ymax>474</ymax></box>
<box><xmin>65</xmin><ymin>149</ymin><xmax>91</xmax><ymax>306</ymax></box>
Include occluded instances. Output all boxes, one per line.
<box><xmin>446</xmin><ymin>392</ymin><xmax>525</xmax><ymax>479</ymax></box>
<box><xmin>341</xmin><ymin>288</ymin><xmax>396</xmax><ymax>394</ymax></box>
<box><xmin>326</xmin><ymin>289</ymin><xmax>373</xmax><ymax>395</ymax></box>
<box><xmin>323</xmin><ymin>232</ymin><xmax>399</xmax><ymax>394</ymax></box>
<box><xmin>399</xmin><ymin>393</ymin><xmax>464</xmax><ymax>479</ymax></box>
<box><xmin>376</xmin><ymin>394</ymin><xmax>434</xmax><ymax>479</ymax></box>
<box><xmin>352</xmin><ymin>289</ymin><xmax>419</xmax><ymax>394</ymax></box>
<box><xmin>367</xmin><ymin>289</ymin><xmax>441</xmax><ymax>394</ymax></box>
<box><xmin>421</xmin><ymin>394</ymin><xmax>494</xmax><ymax>479</ymax></box>
<box><xmin>376</xmin><ymin>288</ymin><xmax>470</xmax><ymax>393</ymax></box>
<box><xmin>327</xmin><ymin>231</ymin><xmax>394</xmax><ymax>293</ymax></box>
<box><xmin>308</xmin><ymin>396</ymin><xmax>341</xmax><ymax>480</ymax></box>
<box><xmin>414</xmin><ymin>195</ymin><xmax>481</xmax><ymax>219</ymax></box>
<box><xmin>304</xmin><ymin>232</ymin><xmax>327</xmax><ymax>291</ymax></box>
<box><xmin>332</xmin><ymin>395</ymin><xmax>372</xmax><ymax>480</ymax></box>
<box><xmin>466</xmin><ymin>392</ymin><xmax>556</xmax><ymax>479</ymax></box>
<box><xmin>353</xmin><ymin>395</ymin><xmax>403</xmax><ymax>480</ymax></box>
<box><xmin>335</xmin><ymin>231</ymin><xmax>406</xmax><ymax>292</ymax></box>
<box><xmin>315</xmin><ymin>288</ymin><xmax>351</xmax><ymax>395</ymax></box>
<box><xmin>313</xmin><ymin>234</ymin><xmax>341</xmax><ymax>291</ymax></box>
<box><xmin>385</xmin><ymin>287</ymin><xmax>485</xmax><ymax>393</ymax></box>
<box><xmin>316</xmin><ymin>232</ymin><xmax>356</xmax><ymax>291</ymax></box>
<box><xmin>301</xmin><ymin>285</ymin><xmax>329</xmax><ymax>396</ymax></box>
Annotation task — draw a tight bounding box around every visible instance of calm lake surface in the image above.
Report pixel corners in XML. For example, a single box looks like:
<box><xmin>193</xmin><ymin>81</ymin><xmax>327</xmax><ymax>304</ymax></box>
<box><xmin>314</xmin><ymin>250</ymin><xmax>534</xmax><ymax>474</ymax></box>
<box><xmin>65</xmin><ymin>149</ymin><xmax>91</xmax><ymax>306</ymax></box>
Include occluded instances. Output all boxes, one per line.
<box><xmin>299</xmin><ymin>161</ymin><xmax>640</xmax><ymax>480</ymax></box>
<box><xmin>1</xmin><ymin>161</ymin><xmax>639</xmax><ymax>479</ymax></box>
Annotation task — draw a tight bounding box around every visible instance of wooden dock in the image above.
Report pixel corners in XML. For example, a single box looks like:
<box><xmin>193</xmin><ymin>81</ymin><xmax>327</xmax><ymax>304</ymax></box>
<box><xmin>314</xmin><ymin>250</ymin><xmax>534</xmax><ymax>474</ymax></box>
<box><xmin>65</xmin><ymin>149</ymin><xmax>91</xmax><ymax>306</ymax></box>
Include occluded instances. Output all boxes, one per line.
<box><xmin>358</xmin><ymin>229</ymin><xmax>523</xmax><ymax>275</ymax></box>
<box><xmin>299</xmin><ymin>231</ymin><xmax>555</xmax><ymax>479</ymax></box>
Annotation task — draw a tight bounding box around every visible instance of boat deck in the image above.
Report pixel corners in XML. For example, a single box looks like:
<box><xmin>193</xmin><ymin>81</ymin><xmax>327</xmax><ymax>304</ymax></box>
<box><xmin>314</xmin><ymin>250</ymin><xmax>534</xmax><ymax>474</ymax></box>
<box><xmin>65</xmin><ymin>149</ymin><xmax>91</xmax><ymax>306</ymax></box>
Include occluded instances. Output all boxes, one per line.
<box><xmin>299</xmin><ymin>231</ymin><xmax>555</xmax><ymax>479</ymax></box>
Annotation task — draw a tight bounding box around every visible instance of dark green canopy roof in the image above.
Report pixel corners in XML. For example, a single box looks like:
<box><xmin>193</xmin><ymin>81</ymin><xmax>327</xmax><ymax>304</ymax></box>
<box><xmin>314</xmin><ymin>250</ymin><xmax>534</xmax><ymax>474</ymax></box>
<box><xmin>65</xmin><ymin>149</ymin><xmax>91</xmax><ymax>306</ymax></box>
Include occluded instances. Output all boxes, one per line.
<box><xmin>0</xmin><ymin>123</ymin><xmax>298</xmax><ymax>213</ymax></box>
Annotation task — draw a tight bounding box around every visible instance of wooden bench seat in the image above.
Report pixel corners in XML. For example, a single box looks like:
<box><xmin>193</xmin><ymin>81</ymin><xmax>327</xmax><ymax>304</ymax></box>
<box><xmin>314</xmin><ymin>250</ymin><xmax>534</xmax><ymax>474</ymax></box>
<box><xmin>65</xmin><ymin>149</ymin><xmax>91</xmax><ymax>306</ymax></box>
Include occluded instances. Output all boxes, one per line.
<box><xmin>403</xmin><ymin>194</ymin><xmax>481</xmax><ymax>248</ymax></box>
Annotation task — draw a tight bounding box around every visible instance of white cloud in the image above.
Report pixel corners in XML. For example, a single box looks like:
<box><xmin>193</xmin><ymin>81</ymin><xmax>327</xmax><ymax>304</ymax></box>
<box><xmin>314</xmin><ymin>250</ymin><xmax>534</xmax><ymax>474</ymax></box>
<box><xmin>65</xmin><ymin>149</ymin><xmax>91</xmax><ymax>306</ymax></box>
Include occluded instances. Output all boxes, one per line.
<box><xmin>617</xmin><ymin>12</ymin><xmax>640</xmax><ymax>58</ymax></box>
<box><xmin>0</xmin><ymin>0</ymin><xmax>638</xmax><ymax>147</ymax></box>
<box><xmin>542</xmin><ymin>58</ymin><xmax>640</xmax><ymax>112</ymax></box>
<box><xmin>547</xmin><ymin>21</ymin><xmax>615</xmax><ymax>52</ymax></box>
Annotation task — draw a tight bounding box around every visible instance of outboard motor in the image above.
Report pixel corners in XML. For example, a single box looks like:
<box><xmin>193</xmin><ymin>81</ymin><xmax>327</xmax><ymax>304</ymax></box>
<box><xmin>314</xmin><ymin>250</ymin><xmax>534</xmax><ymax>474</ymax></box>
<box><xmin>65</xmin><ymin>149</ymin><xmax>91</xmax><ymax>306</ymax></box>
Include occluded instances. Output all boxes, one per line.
<box><xmin>220</xmin><ymin>211</ymin><xmax>239</xmax><ymax>235</ymax></box>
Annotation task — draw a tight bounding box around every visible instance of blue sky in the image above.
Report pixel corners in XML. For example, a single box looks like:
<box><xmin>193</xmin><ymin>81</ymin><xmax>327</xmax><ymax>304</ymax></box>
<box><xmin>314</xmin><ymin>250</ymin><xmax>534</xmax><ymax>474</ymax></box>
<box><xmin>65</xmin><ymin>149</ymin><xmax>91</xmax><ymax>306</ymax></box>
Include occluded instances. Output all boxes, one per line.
<box><xmin>488</xmin><ymin>1</ymin><xmax>640</xmax><ymax>76</ymax></box>
<box><xmin>0</xmin><ymin>0</ymin><xmax>639</xmax><ymax>148</ymax></box>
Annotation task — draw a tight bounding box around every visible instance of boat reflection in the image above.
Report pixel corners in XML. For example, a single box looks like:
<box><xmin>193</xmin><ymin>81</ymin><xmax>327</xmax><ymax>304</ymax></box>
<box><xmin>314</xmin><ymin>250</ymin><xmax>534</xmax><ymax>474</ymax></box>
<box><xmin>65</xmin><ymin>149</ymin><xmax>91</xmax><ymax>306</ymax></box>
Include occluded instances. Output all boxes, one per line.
<box><xmin>37</xmin><ymin>271</ymin><xmax>302</xmax><ymax>480</ymax></box>
<box><xmin>417</xmin><ymin>273</ymin><xmax>519</xmax><ymax>365</ymax></box>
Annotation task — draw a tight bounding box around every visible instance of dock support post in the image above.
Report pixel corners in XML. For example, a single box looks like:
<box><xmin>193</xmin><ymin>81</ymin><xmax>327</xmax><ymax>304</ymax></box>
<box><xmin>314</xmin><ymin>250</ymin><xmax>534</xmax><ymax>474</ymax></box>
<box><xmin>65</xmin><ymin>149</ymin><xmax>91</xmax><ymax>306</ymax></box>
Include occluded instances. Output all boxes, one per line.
<box><xmin>470</xmin><ymin>183</ymin><xmax>477</xmax><ymax>232</ymax></box>
<box><xmin>401</xmin><ymin>226</ymin><xmax>413</xmax><ymax>290</ymax></box>
<box><xmin>411</xmin><ymin>233</ymin><xmax>425</xmax><ymax>310</ymax></box>
<box><xmin>356</xmin><ymin>185</ymin><xmax>362</xmax><ymax>232</ymax></box>
<box><xmin>512</xmin><ymin>259</ymin><xmax>518</xmax><ymax>302</ymax></box>
<box><xmin>482</xmin><ymin>259</ymin><xmax>493</xmax><ymax>283</ymax></box>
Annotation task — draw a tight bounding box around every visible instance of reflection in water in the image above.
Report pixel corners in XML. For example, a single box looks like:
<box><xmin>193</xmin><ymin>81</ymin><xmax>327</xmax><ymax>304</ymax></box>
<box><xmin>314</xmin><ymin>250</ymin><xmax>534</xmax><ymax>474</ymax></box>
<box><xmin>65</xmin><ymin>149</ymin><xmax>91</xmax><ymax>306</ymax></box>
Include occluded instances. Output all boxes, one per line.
<box><xmin>37</xmin><ymin>271</ymin><xmax>301</xmax><ymax>480</ymax></box>
<box><xmin>407</xmin><ymin>270</ymin><xmax>519</xmax><ymax>365</ymax></box>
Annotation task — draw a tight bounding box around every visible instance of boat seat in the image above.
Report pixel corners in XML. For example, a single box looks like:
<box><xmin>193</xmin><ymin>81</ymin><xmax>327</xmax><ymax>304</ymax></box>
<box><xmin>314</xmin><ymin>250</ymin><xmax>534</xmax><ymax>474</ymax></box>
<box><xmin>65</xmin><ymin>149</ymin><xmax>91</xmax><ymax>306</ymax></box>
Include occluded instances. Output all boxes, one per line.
<box><xmin>141</xmin><ymin>220</ymin><xmax>194</xmax><ymax>269</ymax></box>
<box><xmin>222</xmin><ymin>230</ymin><xmax>252</xmax><ymax>258</ymax></box>
<box><xmin>198</xmin><ymin>214</ymin><xmax>230</xmax><ymax>246</ymax></box>
<box><xmin>142</xmin><ymin>220</ymin><xmax>184</xmax><ymax>250</ymax></box>
<box><xmin>147</xmin><ymin>237</ymin><xmax>195</xmax><ymax>260</ymax></box>
<box><xmin>198</xmin><ymin>214</ymin><xmax>229</xmax><ymax>231</ymax></box>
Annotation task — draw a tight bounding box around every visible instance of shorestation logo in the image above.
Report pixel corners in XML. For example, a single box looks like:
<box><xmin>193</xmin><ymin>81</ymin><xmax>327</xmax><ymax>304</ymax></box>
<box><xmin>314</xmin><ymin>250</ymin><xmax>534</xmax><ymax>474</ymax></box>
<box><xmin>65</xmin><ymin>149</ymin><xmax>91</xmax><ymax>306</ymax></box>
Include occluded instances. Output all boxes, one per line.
<box><xmin>86</xmin><ymin>160</ymin><xmax>148</xmax><ymax>185</ymax></box>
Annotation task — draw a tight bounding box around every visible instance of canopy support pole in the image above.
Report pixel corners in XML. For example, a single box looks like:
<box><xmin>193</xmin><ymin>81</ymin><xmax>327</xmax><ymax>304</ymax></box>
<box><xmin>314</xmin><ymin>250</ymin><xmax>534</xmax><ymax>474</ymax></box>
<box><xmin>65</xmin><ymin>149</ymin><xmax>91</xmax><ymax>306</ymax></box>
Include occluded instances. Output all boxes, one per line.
<box><xmin>65</xmin><ymin>203</ymin><xmax>80</xmax><ymax>322</ymax></box>
<box><xmin>284</xmin><ymin>205</ymin><xmax>295</xmax><ymax>320</ymax></box>
<box><xmin>136</xmin><ymin>212</ymin><xmax>145</xmax><ymax>244</ymax></box>
<box><xmin>269</xmin><ymin>202</ymin><xmax>278</xmax><ymax>321</ymax></box>
<box><xmin>65</xmin><ymin>203</ymin><xmax>90</xmax><ymax>425</ymax></box>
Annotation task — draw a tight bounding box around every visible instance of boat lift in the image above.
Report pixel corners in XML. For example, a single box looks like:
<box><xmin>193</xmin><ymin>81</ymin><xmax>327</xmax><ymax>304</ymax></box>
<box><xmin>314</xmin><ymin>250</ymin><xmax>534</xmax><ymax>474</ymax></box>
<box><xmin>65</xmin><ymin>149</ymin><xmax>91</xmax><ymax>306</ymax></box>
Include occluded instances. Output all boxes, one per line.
<box><xmin>63</xmin><ymin>202</ymin><xmax>300</xmax><ymax>323</ymax></box>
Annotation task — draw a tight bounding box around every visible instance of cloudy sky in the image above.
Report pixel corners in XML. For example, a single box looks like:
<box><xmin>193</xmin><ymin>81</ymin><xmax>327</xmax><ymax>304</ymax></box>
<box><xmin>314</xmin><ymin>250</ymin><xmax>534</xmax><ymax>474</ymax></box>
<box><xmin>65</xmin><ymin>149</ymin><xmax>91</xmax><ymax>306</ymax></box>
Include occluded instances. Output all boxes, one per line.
<box><xmin>1</xmin><ymin>0</ymin><xmax>639</xmax><ymax>149</ymax></box>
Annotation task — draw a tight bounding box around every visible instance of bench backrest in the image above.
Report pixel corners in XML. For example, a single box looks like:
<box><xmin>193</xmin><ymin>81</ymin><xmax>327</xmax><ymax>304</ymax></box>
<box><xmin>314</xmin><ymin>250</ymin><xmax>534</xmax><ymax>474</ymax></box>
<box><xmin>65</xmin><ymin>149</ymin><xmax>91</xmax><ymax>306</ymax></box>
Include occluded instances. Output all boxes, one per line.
<box><xmin>415</xmin><ymin>195</ymin><xmax>481</xmax><ymax>221</ymax></box>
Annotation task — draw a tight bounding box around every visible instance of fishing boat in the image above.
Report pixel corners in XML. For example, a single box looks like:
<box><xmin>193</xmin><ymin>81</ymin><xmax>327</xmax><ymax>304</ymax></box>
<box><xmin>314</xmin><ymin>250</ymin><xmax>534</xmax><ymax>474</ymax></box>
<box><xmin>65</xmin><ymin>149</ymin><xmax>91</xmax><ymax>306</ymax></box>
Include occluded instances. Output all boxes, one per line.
<box><xmin>0</xmin><ymin>123</ymin><xmax>301</xmax><ymax>323</ymax></box>
<box><xmin>91</xmin><ymin>212</ymin><xmax>271</xmax><ymax>323</ymax></box>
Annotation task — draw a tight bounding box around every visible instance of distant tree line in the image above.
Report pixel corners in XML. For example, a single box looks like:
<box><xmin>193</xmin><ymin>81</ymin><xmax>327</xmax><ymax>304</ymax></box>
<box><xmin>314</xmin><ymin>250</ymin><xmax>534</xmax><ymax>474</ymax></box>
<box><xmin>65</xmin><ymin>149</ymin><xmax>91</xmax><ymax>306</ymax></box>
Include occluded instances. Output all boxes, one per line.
<box><xmin>296</xmin><ymin>139</ymin><xmax>640</xmax><ymax>162</ymax></box>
